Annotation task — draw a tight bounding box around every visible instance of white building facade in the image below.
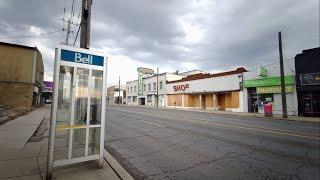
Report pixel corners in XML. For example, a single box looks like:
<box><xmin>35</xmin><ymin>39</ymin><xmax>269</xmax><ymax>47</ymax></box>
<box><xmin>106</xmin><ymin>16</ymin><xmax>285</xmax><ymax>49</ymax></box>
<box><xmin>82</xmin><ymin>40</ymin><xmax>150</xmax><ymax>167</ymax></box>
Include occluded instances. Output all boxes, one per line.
<box><xmin>126</xmin><ymin>73</ymin><xmax>184</xmax><ymax>107</ymax></box>
<box><xmin>166</xmin><ymin>68</ymin><xmax>247</xmax><ymax>112</ymax></box>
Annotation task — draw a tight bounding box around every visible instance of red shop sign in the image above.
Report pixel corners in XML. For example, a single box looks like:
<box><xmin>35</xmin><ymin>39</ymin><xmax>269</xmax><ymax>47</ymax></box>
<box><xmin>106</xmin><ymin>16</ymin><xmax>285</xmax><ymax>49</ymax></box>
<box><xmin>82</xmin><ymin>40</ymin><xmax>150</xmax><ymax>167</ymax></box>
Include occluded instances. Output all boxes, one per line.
<box><xmin>173</xmin><ymin>84</ymin><xmax>189</xmax><ymax>92</ymax></box>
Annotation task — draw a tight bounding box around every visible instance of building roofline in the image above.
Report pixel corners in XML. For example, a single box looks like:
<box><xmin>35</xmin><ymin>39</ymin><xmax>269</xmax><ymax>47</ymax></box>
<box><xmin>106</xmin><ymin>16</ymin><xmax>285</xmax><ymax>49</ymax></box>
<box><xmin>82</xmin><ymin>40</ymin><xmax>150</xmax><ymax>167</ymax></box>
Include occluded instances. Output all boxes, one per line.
<box><xmin>126</xmin><ymin>72</ymin><xmax>182</xmax><ymax>84</ymax></box>
<box><xmin>167</xmin><ymin>67</ymin><xmax>247</xmax><ymax>84</ymax></box>
<box><xmin>0</xmin><ymin>41</ymin><xmax>40</xmax><ymax>52</ymax></box>
<box><xmin>178</xmin><ymin>69</ymin><xmax>201</xmax><ymax>74</ymax></box>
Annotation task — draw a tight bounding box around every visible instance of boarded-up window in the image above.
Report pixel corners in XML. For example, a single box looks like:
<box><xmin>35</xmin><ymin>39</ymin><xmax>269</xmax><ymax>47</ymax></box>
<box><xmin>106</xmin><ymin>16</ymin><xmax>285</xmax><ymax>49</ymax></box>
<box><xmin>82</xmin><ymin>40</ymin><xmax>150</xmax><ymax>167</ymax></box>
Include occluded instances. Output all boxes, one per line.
<box><xmin>205</xmin><ymin>94</ymin><xmax>213</xmax><ymax>108</ymax></box>
<box><xmin>231</xmin><ymin>91</ymin><xmax>239</xmax><ymax>108</ymax></box>
<box><xmin>167</xmin><ymin>94</ymin><xmax>182</xmax><ymax>106</ymax></box>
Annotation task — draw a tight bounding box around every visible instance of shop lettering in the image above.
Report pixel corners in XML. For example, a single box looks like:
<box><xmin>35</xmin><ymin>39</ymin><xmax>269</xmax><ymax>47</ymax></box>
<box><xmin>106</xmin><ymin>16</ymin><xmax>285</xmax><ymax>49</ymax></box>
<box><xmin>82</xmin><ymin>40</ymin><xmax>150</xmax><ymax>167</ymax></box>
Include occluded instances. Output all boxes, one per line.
<box><xmin>173</xmin><ymin>84</ymin><xmax>189</xmax><ymax>91</ymax></box>
<box><xmin>75</xmin><ymin>53</ymin><xmax>93</xmax><ymax>64</ymax></box>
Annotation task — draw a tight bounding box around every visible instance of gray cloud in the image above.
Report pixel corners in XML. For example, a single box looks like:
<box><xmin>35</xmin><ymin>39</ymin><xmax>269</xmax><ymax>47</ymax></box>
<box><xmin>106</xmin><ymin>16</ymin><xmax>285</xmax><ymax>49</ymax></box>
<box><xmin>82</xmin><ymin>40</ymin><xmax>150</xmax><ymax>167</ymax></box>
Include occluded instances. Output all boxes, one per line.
<box><xmin>0</xmin><ymin>0</ymin><xmax>318</xmax><ymax>81</ymax></box>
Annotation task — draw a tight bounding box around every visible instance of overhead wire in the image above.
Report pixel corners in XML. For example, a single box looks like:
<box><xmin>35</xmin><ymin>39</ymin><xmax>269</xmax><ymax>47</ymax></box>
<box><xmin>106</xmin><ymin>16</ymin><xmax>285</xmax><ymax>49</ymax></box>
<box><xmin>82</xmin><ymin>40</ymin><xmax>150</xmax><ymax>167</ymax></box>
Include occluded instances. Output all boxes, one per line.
<box><xmin>72</xmin><ymin>0</ymin><xmax>82</xmax><ymax>46</ymax></box>
<box><xmin>0</xmin><ymin>29</ymin><xmax>65</xmax><ymax>40</ymax></box>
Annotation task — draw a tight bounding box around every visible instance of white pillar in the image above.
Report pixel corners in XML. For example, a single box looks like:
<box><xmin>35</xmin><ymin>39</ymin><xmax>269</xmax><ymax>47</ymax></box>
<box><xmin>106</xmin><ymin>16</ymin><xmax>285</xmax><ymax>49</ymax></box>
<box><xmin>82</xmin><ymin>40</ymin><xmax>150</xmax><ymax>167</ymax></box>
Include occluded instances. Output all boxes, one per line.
<box><xmin>199</xmin><ymin>94</ymin><xmax>202</xmax><ymax>109</ymax></box>
<box><xmin>213</xmin><ymin>93</ymin><xmax>218</xmax><ymax>110</ymax></box>
<box><xmin>182</xmin><ymin>94</ymin><xmax>185</xmax><ymax>107</ymax></box>
<box><xmin>164</xmin><ymin>95</ymin><xmax>167</xmax><ymax>107</ymax></box>
<box><xmin>213</xmin><ymin>94</ymin><xmax>216</xmax><ymax>110</ymax></box>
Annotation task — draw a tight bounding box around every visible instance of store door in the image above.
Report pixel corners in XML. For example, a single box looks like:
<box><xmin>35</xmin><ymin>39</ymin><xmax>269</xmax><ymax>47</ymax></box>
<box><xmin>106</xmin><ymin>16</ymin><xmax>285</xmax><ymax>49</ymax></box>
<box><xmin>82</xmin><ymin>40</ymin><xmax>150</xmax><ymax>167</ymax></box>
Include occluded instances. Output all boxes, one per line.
<box><xmin>140</xmin><ymin>98</ymin><xmax>145</xmax><ymax>105</ymax></box>
<box><xmin>303</xmin><ymin>93</ymin><xmax>320</xmax><ymax>117</ymax></box>
<box><xmin>312</xmin><ymin>94</ymin><xmax>320</xmax><ymax>117</ymax></box>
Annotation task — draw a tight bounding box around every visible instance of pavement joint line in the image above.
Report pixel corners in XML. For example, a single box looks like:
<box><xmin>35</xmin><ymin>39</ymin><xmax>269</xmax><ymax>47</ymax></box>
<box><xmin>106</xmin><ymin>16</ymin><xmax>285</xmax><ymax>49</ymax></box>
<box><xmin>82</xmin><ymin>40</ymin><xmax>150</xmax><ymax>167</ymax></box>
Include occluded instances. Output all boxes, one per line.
<box><xmin>140</xmin><ymin>120</ymin><xmax>166</xmax><ymax>127</ymax></box>
<box><xmin>110</xmin><ymin>108</ymin><xmax>320</xmax><ymax>140</ymax></box>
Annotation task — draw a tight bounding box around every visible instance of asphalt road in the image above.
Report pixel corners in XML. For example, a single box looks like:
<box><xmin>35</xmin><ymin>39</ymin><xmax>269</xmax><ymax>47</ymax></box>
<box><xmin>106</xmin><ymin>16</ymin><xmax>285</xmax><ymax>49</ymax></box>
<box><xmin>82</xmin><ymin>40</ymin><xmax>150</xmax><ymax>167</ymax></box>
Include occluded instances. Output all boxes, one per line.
<box><xmin>105</xmin><ymin>105</ymin><xmax>320</xmax><ymax>180</ymax></box>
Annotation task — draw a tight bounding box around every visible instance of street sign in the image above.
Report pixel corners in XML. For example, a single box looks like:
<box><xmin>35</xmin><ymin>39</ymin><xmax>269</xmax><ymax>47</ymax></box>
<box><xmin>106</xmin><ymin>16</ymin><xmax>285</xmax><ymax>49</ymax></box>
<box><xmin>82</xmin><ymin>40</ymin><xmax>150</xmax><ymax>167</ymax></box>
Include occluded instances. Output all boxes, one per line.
<box><xmin>47</xmin><ymin>45</ymin><xmax>107</xmax><ymax>179</ymax></box>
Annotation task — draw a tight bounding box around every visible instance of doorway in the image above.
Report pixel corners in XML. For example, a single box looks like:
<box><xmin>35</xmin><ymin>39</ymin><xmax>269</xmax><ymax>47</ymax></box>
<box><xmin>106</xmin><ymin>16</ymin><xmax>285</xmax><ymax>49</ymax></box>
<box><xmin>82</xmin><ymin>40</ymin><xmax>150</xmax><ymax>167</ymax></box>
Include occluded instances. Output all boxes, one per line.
<box><xmin>302</xmin><ymin>93</ymin><xmax>320</xmax><ymax>117</ymax></box>
<box><xmin>139</xmin><ymin>98</ymin><xmax>145</xmax><ymax>105</ymax></box>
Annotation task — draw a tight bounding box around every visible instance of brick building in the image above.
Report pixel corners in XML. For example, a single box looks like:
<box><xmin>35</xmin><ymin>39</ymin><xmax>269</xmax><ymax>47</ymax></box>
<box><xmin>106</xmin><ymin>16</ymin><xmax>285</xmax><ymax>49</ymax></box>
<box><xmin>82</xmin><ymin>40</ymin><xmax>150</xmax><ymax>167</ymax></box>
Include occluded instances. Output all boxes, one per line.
<box><xmin>0</xmin><ymin>42</ymin><xmax>44</xmax><ymax>110</ymax></box>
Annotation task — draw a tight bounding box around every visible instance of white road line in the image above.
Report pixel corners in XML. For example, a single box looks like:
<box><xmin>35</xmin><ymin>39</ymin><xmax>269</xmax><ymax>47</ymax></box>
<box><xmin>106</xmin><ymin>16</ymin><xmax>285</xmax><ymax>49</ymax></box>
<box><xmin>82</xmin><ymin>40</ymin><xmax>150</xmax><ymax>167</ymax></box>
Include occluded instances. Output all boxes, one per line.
<box><xmin>112</xmin><ymin>108</ymin><xmax>320</xmax><ymax>140</ymax></box>
<box><xmin>141</xmin><ymin>120</ymin><xmax>166</xmax><ymax>127</ymax></box>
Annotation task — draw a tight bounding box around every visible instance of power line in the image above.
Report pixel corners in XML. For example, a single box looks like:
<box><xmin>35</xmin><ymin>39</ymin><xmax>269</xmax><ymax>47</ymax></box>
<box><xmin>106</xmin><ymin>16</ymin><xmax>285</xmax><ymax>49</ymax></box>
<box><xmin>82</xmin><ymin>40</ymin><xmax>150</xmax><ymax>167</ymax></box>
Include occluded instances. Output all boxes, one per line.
<box><xmin>0</xmin><ymin>29</ymin><xmax>65</xmax><ymax>40</ymax></box>
<box><xmin>246</xmin><ymin>57</ymin><xmax>295</xmax><ymax>72</ymax></box>
<box><xmin>73</xmin><ymin>25</ymin><xmax>81</xmax><ymax>46</ymax></box>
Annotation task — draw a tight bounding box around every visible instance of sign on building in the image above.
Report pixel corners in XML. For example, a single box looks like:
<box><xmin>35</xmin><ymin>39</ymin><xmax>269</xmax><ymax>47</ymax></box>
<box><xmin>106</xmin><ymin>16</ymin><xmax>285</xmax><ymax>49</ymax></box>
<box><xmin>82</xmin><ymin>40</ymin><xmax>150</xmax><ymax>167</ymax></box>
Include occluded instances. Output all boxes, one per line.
<box><xmin>256</xmin><ymin>85</ymin><xmax>294</xmax><ymax>94</ymax></box>
<box><xmin>300</xmin><ymin>72</ymin><xmax>320</xmax><ymax>86</ymax></box>
<box><xmin>138</xmin><ymin>71</ymin><xmax>143</xmax><ymax>95</ymax></box>
<box><xmin>244</xmin><ymin>76</ymin><xmax>294</xmax><ymax>87</ymax></box>
<box><xmin>47</xmin><ymin>45</ymin><xmax>107</xmax><ymax>179</ymax></box>
<box><xmin>173</xmin><ymin>84</ymin><xmax>189</xmax><ymax>92</ymax></box>
<box><xmin>258</xmin><ymin>66</ymin><xmax>267</xmax><ymax>77</ymax></box>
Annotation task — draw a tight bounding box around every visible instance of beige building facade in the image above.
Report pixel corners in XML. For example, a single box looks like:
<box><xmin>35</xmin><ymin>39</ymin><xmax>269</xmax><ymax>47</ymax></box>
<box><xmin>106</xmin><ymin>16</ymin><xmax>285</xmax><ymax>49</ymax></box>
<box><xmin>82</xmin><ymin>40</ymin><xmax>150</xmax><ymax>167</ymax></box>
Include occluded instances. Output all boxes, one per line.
<box><xmin>0</xmin><ymin>42</ymin><xmax>44</xmax><ymax>110</ymax></box>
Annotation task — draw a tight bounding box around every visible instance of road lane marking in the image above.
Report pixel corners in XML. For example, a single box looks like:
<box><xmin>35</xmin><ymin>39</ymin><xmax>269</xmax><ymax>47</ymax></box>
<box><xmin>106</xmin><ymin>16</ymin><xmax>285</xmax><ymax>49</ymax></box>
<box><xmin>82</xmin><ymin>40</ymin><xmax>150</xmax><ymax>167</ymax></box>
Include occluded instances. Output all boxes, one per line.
<box><xmin>141</xmin><ymin>120</ymin><xmax>166</xmax><ymax>127</ymax></box>
<box><xmin>110</xmin><ymin>108</ymin><xmax>320</xmax><ymax>140</ymax></box>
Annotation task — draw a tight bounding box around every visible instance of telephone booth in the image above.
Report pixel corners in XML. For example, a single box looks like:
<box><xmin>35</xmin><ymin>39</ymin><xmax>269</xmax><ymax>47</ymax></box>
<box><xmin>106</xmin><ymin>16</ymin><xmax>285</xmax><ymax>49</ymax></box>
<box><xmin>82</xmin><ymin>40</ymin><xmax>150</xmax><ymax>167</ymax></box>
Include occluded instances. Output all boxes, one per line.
<box><xmin>46</xmin><ymin>45</ymin><xmax>107</xmax><ymax>179</ymax></box>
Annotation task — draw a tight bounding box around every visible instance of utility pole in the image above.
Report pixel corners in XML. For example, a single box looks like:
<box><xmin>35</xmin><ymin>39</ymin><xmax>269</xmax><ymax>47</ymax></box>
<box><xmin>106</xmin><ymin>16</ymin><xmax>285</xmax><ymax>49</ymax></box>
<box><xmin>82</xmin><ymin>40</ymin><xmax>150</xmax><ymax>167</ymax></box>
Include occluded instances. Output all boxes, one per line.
<box><xmin>65</xmin><ymin>19</ymin><xmax>71</xmax><ymax>45</ymax></box>
<box><xmin>156</xmin><ymin>67</ymin><xmax>159</xmax><ymax>108</ymax></box>
<box><xmin>80</xmin><ymin>0</ymin><xmax>92</xmax><ymax>49</ymax></box>
<box><xmin>118</xmin><ymin>76</ymin><xmax>121</xmax><ymax>105</ymax></box>
<box><xmin>278</xmin><ymin>31</ymin><xmax>288</xmax><ymax>118</ymax></box>
<box><xmin>65</xmin><ymin>0</ymin><xmax>75</xmax><ymax>45</ymax></box>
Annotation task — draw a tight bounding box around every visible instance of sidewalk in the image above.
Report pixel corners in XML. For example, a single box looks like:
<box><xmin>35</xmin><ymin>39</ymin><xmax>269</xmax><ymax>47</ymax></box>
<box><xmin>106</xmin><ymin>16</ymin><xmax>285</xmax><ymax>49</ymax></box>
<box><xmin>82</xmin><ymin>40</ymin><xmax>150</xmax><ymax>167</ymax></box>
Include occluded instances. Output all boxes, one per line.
<box><xmin>122</xmin><ymin>104</ymin><xmax>320</xmax><ymax>123</ymax></box>
<box><xmin>0</xmin><ymin>105</ymin><xmax>123</xmax><ymax>180</ymax></box>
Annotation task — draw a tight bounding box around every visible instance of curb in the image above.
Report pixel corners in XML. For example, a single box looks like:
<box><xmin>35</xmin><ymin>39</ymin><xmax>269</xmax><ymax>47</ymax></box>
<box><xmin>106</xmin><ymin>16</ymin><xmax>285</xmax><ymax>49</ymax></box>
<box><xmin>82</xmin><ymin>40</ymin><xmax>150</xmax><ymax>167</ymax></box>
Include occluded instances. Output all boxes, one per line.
<box><xmin>0</xmin><ymin>116</ymin><xmax>9</xmax><ymax>124</ymax></box>
<box><xmin>104</xmin><ymin>149</ymin><xmax>134</xmax><ymax>180</ymax></box>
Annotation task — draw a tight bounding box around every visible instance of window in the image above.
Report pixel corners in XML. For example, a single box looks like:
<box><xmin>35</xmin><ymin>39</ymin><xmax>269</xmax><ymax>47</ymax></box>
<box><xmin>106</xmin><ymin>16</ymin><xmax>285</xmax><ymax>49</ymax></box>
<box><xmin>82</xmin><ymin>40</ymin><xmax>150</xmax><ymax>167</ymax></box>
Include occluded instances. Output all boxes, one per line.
<box><xmin>133</xmin><ymin>96</ymin><xmax>137</xmax><ymax>102</ymax></box>
<box><xmin>148</xmin><ymin>84</ymin><xmax>151</xmax><ymax>91</ymax></box>
<box><xmin>147</xmin><ymin>95</ymin><xmax>152</xmax><ymax>102</ymax></box>
<box><xmin>127</xmin><ymin>96</ymin><xmax>131</xmax><ymax>102</ymax></box>
<box><xmin>153</xmin><ymin>82</ymin><xmax>156</xmax><ymax>90</ymax></box>
<box><xmin>144</xmin><ymin>84</ymin><xmax>146</xmax><ymax>91</ymax></box>
<box><xmin>134</xmin><ymin>86</ymin><xmax>137</xmax><ymax>92</ymax></box>
<box><xmin>160</xmin><ymin>81</ymin><xmax>163</xmax><ymax>90</ymax></box>
<box><xmin>130</xmin><ymin>87</ymin><xmax>132</xmax><ymax>93</ymax></box>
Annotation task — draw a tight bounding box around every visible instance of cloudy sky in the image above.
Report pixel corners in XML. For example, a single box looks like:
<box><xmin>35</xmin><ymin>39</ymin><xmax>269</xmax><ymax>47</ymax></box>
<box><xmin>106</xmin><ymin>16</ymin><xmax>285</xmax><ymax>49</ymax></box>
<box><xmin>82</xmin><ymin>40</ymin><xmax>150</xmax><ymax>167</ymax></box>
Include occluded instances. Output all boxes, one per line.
<box><xmin>0</xmin><ymin>0</ymin><xmax>319</xmax><ymax>85</ymax></box>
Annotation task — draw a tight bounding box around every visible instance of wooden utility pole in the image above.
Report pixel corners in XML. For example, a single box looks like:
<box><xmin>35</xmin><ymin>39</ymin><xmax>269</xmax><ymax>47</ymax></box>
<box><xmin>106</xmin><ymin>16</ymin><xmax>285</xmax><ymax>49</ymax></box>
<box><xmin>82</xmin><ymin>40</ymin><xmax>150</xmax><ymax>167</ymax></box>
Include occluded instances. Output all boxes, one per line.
<box><xmin>278</xmin><ymin>31</ymin><xmax>288</xmax><ymax>118</ymax></box>
<box><xmin>118</xmin><ymin>76</ymin><xmax>121</xmax><ymax>104</ymax></box>
<box><xmin>65</xmin><ymin>0</ymin><xmax>75</xmax><ymax>45</ymax></box>
<box><xmin>156</xmin><ymin>67</ymin><xmax>159</xmax><ymax>108</ymax></box>
<box><xmin>80</xmin><ymin>0</ymin><xmax>92</xmax><ymax>49</ymax></box>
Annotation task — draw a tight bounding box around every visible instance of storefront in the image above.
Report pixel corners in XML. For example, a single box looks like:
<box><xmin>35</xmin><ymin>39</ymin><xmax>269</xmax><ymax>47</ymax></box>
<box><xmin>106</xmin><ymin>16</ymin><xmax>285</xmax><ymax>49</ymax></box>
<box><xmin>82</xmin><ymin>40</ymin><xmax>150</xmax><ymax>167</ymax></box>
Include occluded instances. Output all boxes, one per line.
<box><xmin>295</xmin><ymin>47</ymin><xmax>320</xmax><ymax>117</ymax></box>
<box><xmin>166</xmin><ymin>68</ymin><xmax>246</xmax><ymax>112</ymax></box>
<box><xmin>244</xmin><ymin>76</ymin><xmax>296</xmax><ymax>115</ymax></box>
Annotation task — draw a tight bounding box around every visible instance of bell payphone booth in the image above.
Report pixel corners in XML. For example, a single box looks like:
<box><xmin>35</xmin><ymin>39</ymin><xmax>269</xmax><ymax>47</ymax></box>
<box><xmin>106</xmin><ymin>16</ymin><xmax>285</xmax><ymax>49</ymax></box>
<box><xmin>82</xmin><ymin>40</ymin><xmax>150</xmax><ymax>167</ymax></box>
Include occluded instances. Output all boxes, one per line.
<box><xmin>46</xmin><ymin>45</ymin><xmax>107</xmax><ymax>179</ymax></box>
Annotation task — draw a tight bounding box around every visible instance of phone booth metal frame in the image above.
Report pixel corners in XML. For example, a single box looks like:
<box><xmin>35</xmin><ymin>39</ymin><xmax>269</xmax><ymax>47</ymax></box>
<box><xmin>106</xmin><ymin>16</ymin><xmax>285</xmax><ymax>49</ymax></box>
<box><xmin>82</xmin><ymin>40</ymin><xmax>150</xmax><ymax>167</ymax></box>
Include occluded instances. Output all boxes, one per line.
<box><xmin>47</xmin><ymin>45</ymin><xmax>107</xmax><ymax>179</ymax></box>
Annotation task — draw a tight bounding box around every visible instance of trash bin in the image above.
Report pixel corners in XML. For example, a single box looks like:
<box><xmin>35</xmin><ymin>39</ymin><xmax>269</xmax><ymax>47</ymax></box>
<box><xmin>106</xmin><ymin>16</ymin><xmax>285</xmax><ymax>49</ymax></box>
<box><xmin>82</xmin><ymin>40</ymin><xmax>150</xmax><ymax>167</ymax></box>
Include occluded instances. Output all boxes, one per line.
<box><xmin>264</xmin><ymin>103</ymin><xmax>273</xmax><ymax>117</ymax></box>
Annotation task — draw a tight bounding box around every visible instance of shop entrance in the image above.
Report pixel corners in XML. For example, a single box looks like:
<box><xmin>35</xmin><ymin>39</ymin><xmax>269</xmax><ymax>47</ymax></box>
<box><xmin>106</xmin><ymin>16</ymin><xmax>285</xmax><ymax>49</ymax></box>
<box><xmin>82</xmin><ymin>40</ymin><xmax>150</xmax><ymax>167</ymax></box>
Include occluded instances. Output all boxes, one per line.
<box><xmin>47</xmin><ymin>46</ymin><xmax>107</xmax><ymax>179</ymax></box>
<box><xmin>139</xmin><ymin>98</ymin><xmax>146</xmax><ymax>105</ymax></box>
<box><xmin>302</xmin><ymin>93</ymin><xmax>320</xmax><ymax>117</ymax></box>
